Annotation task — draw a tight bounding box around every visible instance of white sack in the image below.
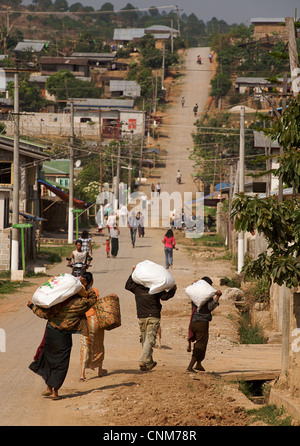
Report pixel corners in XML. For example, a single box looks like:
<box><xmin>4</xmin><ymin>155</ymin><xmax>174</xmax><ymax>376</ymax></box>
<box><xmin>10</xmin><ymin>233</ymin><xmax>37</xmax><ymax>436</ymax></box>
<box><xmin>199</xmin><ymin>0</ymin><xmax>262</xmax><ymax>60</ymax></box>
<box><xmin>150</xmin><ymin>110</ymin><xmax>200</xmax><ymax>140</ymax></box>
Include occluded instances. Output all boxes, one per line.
<box><xmin>132</xmin><ymin>260</ymin><xmax>175</xmax><ymax>295</ymax></box>
<box><xmin>32</xmin><ymin>273</ymin><xmax>83</xmax><ymax>308</ymax></box>
<box><xmin>185</xmin><ymin>279</ymin><xmax>216</xmax><ymax>309</ymax></box>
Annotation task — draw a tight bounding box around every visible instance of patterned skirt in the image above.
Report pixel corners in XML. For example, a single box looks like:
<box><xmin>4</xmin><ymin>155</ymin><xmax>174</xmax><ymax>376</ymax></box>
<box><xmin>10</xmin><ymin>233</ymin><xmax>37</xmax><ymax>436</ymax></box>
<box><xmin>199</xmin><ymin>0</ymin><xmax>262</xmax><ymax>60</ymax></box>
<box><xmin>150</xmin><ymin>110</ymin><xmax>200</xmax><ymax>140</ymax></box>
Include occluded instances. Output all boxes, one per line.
<box><xmin>80</xmin><ymin>315</ymin><xmax>105</xmax><ymax>370</ymax></box>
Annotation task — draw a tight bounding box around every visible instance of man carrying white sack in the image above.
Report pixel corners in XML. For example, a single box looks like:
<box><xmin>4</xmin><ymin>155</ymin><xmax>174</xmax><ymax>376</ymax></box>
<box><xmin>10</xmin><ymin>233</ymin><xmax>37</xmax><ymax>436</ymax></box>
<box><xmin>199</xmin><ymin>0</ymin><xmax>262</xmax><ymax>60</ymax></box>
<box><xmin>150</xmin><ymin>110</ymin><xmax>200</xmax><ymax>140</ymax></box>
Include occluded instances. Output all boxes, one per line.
<box><xmin>125</xmin><ymin>267</ymin><xmax>177</xmax><ymax>371</ymax></box>
<box><xmin>187</xmin><ymin>276</ymin><xmax>222</xmax><ymax>373</ymax></box>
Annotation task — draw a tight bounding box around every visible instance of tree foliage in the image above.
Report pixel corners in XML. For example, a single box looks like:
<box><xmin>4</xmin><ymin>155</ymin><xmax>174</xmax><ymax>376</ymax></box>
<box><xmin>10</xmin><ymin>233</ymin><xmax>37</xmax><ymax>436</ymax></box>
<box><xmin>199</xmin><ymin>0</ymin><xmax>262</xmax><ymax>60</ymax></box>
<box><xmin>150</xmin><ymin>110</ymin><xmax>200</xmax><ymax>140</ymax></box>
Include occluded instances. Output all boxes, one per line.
<box><xmin>231</xmin><ymin>96</ymin><xmax>300</xmax><ymax>288</ymax></box>
<box><xmin>45</xmin><ymin>71</ymin><xmax>102</xmax><ymax>101</ymax></box>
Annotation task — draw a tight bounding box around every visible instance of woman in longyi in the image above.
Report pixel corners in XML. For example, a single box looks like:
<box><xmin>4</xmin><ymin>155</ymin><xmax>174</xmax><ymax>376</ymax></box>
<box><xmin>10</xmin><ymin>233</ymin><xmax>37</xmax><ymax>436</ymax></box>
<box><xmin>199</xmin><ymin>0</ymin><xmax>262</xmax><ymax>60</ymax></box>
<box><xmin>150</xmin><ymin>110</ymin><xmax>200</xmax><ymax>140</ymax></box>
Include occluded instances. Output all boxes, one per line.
<box><xmin>80</xmin><ymin>272</ymin><xmax>107</xmax><ymax>381</ymax></box>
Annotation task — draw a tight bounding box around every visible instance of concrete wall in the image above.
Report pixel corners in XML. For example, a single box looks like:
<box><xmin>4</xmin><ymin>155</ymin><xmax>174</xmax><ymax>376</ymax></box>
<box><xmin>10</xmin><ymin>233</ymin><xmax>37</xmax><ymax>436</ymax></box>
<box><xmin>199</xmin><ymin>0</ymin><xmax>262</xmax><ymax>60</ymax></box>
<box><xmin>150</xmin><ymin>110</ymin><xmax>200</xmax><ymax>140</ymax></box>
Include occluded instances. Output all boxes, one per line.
<box><xmin>0</xmin><ymin>228</ymin><xmax>10</xmax><ymax>271</ymax></box>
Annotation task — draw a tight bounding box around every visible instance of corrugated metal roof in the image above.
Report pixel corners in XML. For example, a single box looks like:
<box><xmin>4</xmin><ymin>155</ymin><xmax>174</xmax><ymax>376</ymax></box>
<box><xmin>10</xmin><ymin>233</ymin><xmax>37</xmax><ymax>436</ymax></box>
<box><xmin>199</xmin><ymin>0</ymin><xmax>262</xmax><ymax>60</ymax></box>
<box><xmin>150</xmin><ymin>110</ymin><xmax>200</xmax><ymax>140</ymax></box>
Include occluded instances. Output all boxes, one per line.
<box><xmin>113</xmin><ymin>28</ymin><xmax>145</xmax><ymax>41</ymax></box>
<box><xmin>14</xmin><ymin>40</ymin><xmax>47</xmax><ymax>52</ymax></box>
<box><xmin>43</xmin><ymin>159</ymin><xmax>70</xmax><ymax>175</ymax></box>
<box><xmin>251</xmin><ymin>18</ymin><xmax>285</xmax><ymax>23</ymax></box>
<box><xmin>109</xmin><ymin>80</ymin><xmax>141</xmax><ymax>97</ymax></box>
<box><xmin>72</xmin><ymin>52</ymin><xmax>115</xmax><ymax>60</ymax></box>
<box><xmin>146</xmin><ymin>25</ymin><xmax>179</xmax><ymax>34</ymax></box>
<box><xmin>66</xmin><ymin>98</ymin><xmax>134</xmax><ymax>109</ymax></box>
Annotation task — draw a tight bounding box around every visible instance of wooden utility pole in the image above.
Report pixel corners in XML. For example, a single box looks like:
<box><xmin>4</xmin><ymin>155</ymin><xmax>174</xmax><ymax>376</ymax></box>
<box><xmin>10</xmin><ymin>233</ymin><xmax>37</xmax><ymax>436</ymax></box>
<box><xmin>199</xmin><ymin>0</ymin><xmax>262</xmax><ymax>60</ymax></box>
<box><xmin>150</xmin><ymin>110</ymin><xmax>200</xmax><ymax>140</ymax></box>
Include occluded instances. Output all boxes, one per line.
<box><xmin>161</xmin><ymin>42</ymin><xmax>165</xmax><ymax>90</ymax></box>
<box><xmin>98</xmin><ymin>109</ymin><xmax>102</xmax><ymax>192</ymax></box>
<box><xmin>68</xmin><ymin>100</ymin><xmax>74</xmax><ymax>244</ymax></box>
<box><xmin>11</xmin><ymin>71</ymin><xmax>20</xmax><ymax>272</ymax></box>
<box><xmin>237</xmin><ymin>106</ymin><xmax>245</xmax><ymax>275</ymax></box>
<box><xmin>278</xmin><ymin>72</ymin><xmax>288</xmax><ymax>202</ymax></box>
<box><xmin>285</xmin><ymin>17</ymin><xmax>300</xmax><ymax>97</ymax></box>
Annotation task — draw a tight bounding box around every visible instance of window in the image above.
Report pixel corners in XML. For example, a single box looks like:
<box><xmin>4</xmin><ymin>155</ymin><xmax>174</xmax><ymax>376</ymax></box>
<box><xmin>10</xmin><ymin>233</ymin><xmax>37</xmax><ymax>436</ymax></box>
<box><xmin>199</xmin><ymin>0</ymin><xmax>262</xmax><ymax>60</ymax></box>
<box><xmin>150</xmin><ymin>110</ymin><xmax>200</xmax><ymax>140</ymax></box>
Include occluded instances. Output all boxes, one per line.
<box><xmin>59</xmin><ymin>178</ymin><xmax>69</xmax><ymax>187</ymax></box>
<box><xmin>0</xmin><ymin>162</ymin><xmax>13</xmax><ymax>185</ymax></box>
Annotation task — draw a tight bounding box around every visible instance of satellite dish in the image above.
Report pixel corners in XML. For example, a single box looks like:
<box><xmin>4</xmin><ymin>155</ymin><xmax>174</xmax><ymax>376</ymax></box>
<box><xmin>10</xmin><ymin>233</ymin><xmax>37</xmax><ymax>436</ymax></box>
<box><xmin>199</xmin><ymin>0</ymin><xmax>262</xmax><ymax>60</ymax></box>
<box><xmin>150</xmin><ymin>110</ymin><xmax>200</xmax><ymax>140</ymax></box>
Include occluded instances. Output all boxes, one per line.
<box><xmin>75</xmin><ymin>160</ymin><xmax>81</xmax><ymax>168</ymax></box>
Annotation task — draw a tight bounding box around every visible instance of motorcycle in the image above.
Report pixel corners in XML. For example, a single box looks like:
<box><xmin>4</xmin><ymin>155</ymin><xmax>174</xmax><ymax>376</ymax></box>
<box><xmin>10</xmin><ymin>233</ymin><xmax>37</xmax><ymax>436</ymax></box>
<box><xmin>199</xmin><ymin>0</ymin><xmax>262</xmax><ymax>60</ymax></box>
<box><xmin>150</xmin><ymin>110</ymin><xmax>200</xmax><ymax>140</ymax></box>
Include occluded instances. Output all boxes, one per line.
<box><xmin>176</xmin><ymin>176</ymin><xmax>182</xmax><ymax>184</ymax></box>
<box><xmin>66</xmin><ymin>257</ymin><xmax>92</xmax><ymax>278</ymax></box>
<box><xmin>197</xmin><ymin>57</ymin><xmax>201</xmax><ymax>64</ymax></box>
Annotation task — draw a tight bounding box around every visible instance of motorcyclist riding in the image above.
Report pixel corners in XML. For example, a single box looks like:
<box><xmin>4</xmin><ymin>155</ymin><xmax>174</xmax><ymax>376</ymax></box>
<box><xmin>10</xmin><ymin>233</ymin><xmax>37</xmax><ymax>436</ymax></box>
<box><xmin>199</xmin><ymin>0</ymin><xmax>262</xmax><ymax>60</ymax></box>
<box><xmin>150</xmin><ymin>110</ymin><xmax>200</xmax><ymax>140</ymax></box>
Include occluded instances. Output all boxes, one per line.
<box><xmin>67</xmin><ymin>239</ymin><xmax>92</xmax><ymax>277</ymax></box>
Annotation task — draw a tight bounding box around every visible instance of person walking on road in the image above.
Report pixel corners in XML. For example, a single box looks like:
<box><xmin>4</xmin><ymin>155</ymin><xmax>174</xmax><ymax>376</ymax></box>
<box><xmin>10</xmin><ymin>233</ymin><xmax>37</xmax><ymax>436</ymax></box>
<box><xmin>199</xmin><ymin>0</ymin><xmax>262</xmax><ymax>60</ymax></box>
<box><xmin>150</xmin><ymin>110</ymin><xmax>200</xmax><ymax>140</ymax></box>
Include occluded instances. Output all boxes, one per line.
<box><xmin>128</xmin><ymin>210</ymin><xmax>138</xmax><ymax>248</ymax></box>
<box><xmin>27</xmin><ymin>281</ymin><xmax>97</xmax><ymax>400</ymax></box>
<box><xmin>193</xmin><ymin>103</ymin><xmax>198</xmax><ymax>117</ymax></box>
<box><xmin>162</xmin><ymin>229</ymin><xmax>176</xmax><ymax>269</ymax></box>
<box><xmin>80</xmin><ymin>272</ymin><xmax>107</xmax><ymax>381</ymax></box>
<box><xmin>186</xmin><ymin>276</ymin><xmax>222</xmax><ymax>373</ymax></box>
<box><xmin>125</xmin><ymin>268</ymin><xmax>177</xmax><ymax>371</ymax></box>
<box><xmin>79</xmin><ymin>230</ymin><xmax>92</xmax><ymax>256</ymax></box>
<box><xmin>109</xmin><ymin>222</ymin><xmax>120</xmax><ymax>257</ymax></box>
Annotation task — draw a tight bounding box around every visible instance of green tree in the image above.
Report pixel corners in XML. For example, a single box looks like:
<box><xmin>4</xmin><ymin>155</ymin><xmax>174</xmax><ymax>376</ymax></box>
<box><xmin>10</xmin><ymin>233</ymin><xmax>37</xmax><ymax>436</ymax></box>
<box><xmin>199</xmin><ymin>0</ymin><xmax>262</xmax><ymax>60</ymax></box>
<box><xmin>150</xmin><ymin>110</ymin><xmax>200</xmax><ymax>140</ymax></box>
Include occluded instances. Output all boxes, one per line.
<box><xmin>231</xmin><ymin>95</ymin><xmax>300</xmax><ymax>288</ymax></box>
<box><xmin>45</xmin><ymin>71</ymin><xmax>101</xmax><ymax>101</ymax></box>
<box><xmin>210</xmin><ymin>73</ymin><xmax>232</xmax><ymax>102</ymax></box>
<box><xmin>7</xmin><ymin>75</ymin><xmax>47</xmax><ymax>112</ymax></box>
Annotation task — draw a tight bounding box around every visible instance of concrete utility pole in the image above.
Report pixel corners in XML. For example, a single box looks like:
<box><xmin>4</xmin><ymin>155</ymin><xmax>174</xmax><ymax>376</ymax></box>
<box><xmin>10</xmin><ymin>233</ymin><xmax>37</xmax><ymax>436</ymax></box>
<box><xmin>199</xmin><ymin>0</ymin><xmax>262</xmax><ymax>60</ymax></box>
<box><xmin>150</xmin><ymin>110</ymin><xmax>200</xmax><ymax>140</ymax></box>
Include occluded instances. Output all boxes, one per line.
<box><xmin>68</xmin><ymin>100</ymin><xmax>74</xmax><ymax>244</ymax></box>
<box><xmin>11</xmin><ymin>71</ymin><xmax>20</xmax><ymax>272</ymax></box>
<box><xmin>237</xmin><ymin>106</ymin><xmax>245</xmax><ymax>275</ymax></box>
<box><xmin>279</xmin><ymin>17</ymin><xmax>299</xmax><ymax>376</ymax></box>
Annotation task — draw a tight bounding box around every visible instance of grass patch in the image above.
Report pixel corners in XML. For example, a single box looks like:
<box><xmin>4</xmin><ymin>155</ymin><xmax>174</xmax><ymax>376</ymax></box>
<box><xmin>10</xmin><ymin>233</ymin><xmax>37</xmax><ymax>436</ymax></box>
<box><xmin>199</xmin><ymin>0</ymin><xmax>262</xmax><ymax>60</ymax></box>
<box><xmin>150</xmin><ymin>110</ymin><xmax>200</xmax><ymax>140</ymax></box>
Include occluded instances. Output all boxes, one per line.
<box><xmin>238</xmin><ymin>312</ymin><xmax>266</xmax><ymax>344</ymax></box>
<box><xmin>38</xmin><ymin>244</ymin><xmax>74</xmax><ymax>264</ymax></box>
<box><xmin>245</xmin><ymin>404</ymin><xmax>292</xmax><ymax>426</ymax></box>
<box><xmin>0</xmin><ymin>280</ymin><xmax>32</xmax><ymax>296</ymax></box>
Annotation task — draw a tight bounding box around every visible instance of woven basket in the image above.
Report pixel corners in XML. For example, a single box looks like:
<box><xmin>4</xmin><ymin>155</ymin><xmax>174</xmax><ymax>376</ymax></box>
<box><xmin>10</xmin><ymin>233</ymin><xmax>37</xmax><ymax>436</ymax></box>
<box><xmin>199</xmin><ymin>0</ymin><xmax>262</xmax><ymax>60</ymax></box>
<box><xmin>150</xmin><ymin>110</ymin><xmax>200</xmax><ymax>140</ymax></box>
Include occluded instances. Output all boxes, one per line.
<box><xmin>93</xmin><ymin>294</ymin><xmax>121</xmax><ymax>330</ymax></box>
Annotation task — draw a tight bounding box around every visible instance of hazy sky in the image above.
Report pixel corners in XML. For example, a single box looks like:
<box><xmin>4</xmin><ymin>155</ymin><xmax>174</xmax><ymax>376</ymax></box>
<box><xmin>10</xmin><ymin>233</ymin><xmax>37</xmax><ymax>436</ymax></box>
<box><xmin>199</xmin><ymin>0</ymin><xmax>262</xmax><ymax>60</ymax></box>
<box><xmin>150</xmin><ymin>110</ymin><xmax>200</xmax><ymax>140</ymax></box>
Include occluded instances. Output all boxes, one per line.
<box><xmin>19</xmin><ymin>0</ymin><xmax>299</xmax><ymax>25</ymax></box>
<box><xmin>59</xmin><ymin>0</ymin><xmax>299</xmax><ymax>25</ymax></box>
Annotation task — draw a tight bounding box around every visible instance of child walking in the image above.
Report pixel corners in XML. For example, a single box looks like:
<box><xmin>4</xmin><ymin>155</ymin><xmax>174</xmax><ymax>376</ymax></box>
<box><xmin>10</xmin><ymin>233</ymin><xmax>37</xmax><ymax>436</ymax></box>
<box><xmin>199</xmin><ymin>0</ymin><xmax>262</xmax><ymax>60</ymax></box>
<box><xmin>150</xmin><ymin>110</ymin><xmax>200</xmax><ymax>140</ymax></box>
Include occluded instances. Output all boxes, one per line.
<box><xmin>105</xmin><ymin>238</ymin><xmax>110</xmax><ymax>258</ymax></box>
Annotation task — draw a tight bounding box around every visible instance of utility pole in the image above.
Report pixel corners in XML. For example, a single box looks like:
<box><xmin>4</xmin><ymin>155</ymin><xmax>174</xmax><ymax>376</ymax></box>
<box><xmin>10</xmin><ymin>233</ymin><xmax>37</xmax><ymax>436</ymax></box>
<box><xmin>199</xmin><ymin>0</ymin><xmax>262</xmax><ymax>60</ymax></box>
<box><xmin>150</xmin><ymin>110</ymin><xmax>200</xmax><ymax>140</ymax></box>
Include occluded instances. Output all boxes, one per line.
<box><xmin>128</xmin><ymin>130</ymin><xmax>133</xmax><ymax>200</ymax></box>
<box><xmin>278</xmin><ymin>72</ymin><xmax>288</xmax><ymax>202</ymax></box>
<box><xmin>161</xmin><ymin>42</ymin><xmax>165</xmax><ymax>90</ymax></box>
<box><xmin>285</xmin><ymin>17</ymin><xmax>300</xmax><ymax>97</ymax></box>
<box><xmin>280</xmin><ymin>18</ymin><xmax>299</xmax><ymax>376</ymax></box>
<box><xmin>11</xmin><ymin>71</ymin><xmax>20</xmax><ymax>272</ymax></box>
<box><xmin>68</xmin><ymin>100</ymin><xmax>74</xmax><ymax>244</ymax></box>
<box><xmin>237</xmin><ymin>106</ymin><xmax>245</xmax><ymax>275</ymax></box>
<box><xmin>99</xmin><ymin>109</ymin><xmax>102</xmax><ymax>192</ymax></box>
<box><xmin>170</xmin><ymin>19</ymin><xmax>174</xmax><ymax>53</ymax></box>
<box><xmin>138</xmin><ymin>100</ymin><xmax>145</xmax><ymax>186</ymax></box>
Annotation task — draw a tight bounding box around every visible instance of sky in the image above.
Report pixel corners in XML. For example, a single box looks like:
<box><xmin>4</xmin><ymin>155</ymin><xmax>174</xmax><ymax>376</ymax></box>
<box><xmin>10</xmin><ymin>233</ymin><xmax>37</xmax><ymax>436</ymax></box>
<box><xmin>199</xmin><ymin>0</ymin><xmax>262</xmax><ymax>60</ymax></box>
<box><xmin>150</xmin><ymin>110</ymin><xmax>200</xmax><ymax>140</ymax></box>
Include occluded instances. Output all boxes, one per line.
<box><xmin>60</xmin><ymin>0</ymin><xmax>299</xmax><ymax>25</ymax></box>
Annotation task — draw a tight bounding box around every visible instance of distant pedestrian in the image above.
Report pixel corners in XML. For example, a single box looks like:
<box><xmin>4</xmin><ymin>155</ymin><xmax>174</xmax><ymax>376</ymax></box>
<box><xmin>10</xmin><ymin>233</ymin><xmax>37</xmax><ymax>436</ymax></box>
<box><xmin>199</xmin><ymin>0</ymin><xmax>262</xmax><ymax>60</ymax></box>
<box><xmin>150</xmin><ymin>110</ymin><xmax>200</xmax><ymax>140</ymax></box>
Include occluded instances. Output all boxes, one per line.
<box><xmin>104</xmin><ymin>238</ymin><xmax>110</xmax><ymax>258</ymax></box>
<box><xmin>193</xmin><ymin>104</ymin><xmax>198</xmax><ymax>117</ymax></box>
<box><xmin>110</xmin><ymin>222</ymin><xmax>120</xmax><ymax>258</ymax></box>
<box><xmin>151</xmin><ymin>183</ymin><xmax>155</xmax><ymax>198</ymax></box>
<box><xmin>156</xmin><ymin>182</ymin><xmax>161</xmax><ymax>196</ymax></box>
<box><xmin>79</xmin><ymin>230</ymin><xmax>92</xmax><ymax>255</ymax></box>
<box><xmin>137</xmin><ymin>211</ymin><xmax>145</xmax><ymax>238</ymax></box>
<box><xmin>128</xmin><ymin>210</ymin><xmax>138</xmax><ymax>248</ymax></box>
<box><xmin>186</xmin><ymin>276</ymin><xmax>222</xmax><ymax>373</ymax></box>
<box><xmin>162</xmin><ymin>229</ymin><xmax>176</xmax><ymax>269</ymax></box>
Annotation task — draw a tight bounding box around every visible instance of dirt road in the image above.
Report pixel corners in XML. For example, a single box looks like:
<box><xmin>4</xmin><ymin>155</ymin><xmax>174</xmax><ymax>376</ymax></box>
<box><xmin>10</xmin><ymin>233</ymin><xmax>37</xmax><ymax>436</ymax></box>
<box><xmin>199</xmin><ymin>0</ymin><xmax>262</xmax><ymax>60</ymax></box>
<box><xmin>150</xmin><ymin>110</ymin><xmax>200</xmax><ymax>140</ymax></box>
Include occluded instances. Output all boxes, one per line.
<box><xmin>0</xmin><ymin>48</ymin><xmax>282</xmax><ymax>427</ymax></box>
